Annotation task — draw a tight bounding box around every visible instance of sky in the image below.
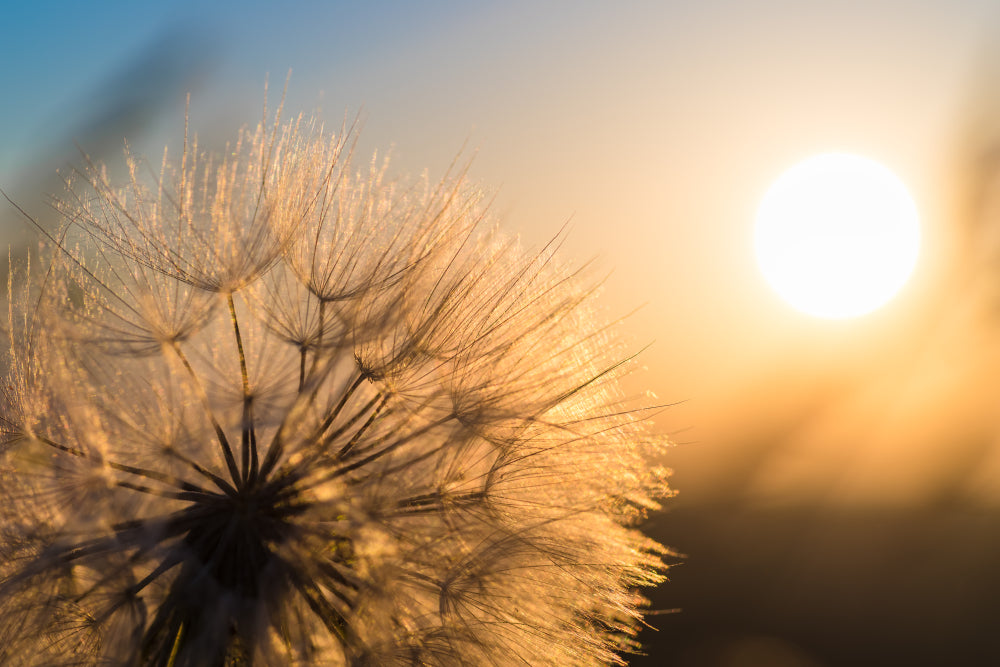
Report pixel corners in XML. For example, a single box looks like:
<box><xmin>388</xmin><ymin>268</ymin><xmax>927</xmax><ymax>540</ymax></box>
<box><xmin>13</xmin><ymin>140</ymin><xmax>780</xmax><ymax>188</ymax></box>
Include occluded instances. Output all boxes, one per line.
<box><xmin>6</xmin><ymin>1</ymin><xmax>1000</xmax><ymax>663</ymax></box>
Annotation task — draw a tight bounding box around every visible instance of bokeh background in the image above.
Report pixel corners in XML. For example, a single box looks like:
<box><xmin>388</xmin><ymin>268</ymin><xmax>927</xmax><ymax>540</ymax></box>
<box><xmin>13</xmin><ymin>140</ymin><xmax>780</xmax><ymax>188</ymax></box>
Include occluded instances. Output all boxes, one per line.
<box><xmin>5</xmin><ymin>1</ymin><xmax>1000</xmax><ymax>664</ymax></box>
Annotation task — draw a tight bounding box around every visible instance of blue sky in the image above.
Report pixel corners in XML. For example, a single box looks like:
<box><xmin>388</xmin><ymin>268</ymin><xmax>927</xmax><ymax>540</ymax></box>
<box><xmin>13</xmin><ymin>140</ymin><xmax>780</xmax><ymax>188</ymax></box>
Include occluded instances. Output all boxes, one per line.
<box><xmin>0</xmin><ymin>1</ymin><xmax>475</xmax><ymax>169</ymax></box>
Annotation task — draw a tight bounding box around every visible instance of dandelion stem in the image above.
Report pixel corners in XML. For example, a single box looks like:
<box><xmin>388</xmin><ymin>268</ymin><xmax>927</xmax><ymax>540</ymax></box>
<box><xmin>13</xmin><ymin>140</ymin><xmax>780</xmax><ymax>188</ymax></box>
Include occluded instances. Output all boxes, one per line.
<box><xmin>129</xmin><ymin>551</ymin><xmax>185</xmax><ymax>599</ymax></box>
<box><xmin>392</xmin><ymin>490</ymin><xmax>487</xmax><ymax>516</ymax></box>
<box><xmin>321</xmin><ymin>413</ymin><xmax>457</xmax><ymax>483</ymax></box>
<box><xmin>298</xmin><ymin>345</ymin><xmax>307</xmax><ymax>392</ymax></box>
<box><xmin>317</xmin><ymin>371</ymin><xmax>366</xmax><ymax>437</ymax></box>
<box><xmin>306</xmin><ymin>299</ymin><xmax>327</xmax><ymax>379</ymax></box>
<box><xmin>169</xmin><ymin>341</ymin><xmax>242</xmax><ymax>493</ymax></box>
<box><xmin>258</xmin><ymin>370</ymin><xmax>366</xmax><ymax>482</ymax></box>
<box><xmin>107</xmin><ymin>460</ymin><xmax>212</xmax><ymax>495</ymax></box>
<box><xmin>227</xmin><ymin>293</ymin><xmax>257</xmax><ymax>487</ymax></box>
<box><xmin>114</xmin><ymin>480</ymin><xmax>208</xmax><ymax>500</ymax></box>
<box><xmin>71</xmin><ymin>546</ymin><xmax>166</xmax><ymax>618</ymax></box>
<box><xmin>321</xmin><ymin>391</ymin><xmax>383</xmax><ymax>453</ymax></box>
<box><xmin>160</xmin><ymin>446</ymin><xmax>240</xmax><ymax>496</ymax></box>
<box><xmin>33</xmin><ymin>434</ymin><xmax>220</xmax><ymax>498</ymax></box>
<box><xmin>34</xmin><ymin>434</ymin><xmax>85</xmax><ymax>457</ymax></box>
<box><xmin>335</xmin><ymin>393</ymin><xmax>390</xmax><ymax>458</ymax></box>
<box><xmin>291</xmin><ymin>572</ymin><xmax>355</xmax><ymax>646</ymax></box>
<box><xmin>166</xmin><ymin>622</ymin><xmax>184</xmax><ymax>667</ymax></box>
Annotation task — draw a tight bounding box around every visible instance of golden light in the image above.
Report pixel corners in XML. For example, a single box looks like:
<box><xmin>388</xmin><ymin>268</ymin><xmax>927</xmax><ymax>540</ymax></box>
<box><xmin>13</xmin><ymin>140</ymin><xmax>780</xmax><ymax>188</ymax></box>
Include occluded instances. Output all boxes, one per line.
<box><xmin>754</xmin><ymin>153</ymin><xmax>920</xmax><ymax>319</ymax></box>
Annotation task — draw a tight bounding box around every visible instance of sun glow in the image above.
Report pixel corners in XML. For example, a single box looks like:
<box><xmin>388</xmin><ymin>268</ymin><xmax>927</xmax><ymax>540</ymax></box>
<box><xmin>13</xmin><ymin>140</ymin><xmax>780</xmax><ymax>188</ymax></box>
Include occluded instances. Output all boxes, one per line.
<box><xmin>754</xmin><ymin>153</ymin><xmax>920</xmax><ymax>319</ymax></box>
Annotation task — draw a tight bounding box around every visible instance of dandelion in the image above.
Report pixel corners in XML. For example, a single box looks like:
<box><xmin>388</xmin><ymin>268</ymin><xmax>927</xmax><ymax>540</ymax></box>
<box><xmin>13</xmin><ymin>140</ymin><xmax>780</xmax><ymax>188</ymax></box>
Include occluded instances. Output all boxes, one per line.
<box><xmin>0</xmin><ymin>101</ymin><xmax>671</xmax><ymax>666</ymax></box>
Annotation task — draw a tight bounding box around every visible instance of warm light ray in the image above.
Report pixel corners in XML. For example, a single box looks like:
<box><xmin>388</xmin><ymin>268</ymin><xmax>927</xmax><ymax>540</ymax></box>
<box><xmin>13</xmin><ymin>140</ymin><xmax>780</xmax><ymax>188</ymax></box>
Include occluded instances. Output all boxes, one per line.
<box><xmin>755</xmin><ymin>153</ymin><xmax>920</xmax><ymax>319</ymax></box>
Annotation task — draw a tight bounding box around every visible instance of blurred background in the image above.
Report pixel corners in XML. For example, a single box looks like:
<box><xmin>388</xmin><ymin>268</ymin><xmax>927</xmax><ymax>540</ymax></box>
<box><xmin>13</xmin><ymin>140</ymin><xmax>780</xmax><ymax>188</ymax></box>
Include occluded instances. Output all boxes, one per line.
<box><xmin>5</xmin><ymin>1</ymin><xmax>1000</xmax><ymax>664</ymax></box>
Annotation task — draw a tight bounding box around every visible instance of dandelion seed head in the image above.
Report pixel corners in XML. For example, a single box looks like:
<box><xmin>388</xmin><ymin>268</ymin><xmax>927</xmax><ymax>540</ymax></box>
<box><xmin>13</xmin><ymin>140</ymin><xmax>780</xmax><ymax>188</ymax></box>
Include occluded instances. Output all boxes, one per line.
<box><xmin>0</xmin><ymin>102</ymin><xmax>672</xmax><ymax>666</ymax></box>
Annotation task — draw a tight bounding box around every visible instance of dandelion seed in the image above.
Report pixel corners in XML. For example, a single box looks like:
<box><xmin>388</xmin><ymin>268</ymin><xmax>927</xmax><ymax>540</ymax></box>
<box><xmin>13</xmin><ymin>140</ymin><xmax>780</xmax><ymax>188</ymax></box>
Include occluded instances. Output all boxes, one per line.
<box><xmin>0</xmin><ymin>101</ymin><xmax>672</xmax><ymax>666</ymax></box>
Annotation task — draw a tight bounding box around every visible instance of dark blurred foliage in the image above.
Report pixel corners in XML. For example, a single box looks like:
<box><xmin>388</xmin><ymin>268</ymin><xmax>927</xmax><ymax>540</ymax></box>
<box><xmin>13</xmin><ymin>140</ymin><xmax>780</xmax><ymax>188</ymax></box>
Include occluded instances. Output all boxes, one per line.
<box><xmin>638</xmin><ymin>506</ymin><xmax>1000</xmax><ymax>666</ymax></box>
<box><xmin>63</xmin><ymin>27</ymin><xmax>214</xmax><ymax>159</ymax></box>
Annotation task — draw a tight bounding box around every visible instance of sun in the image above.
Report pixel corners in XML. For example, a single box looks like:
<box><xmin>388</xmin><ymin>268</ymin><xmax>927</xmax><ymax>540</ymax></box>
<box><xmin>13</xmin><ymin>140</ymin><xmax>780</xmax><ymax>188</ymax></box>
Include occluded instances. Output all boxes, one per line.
<box><xmin>754</xmin><ymin>152</ymin><xmax>921</xmax><ymax>319</ymax></box>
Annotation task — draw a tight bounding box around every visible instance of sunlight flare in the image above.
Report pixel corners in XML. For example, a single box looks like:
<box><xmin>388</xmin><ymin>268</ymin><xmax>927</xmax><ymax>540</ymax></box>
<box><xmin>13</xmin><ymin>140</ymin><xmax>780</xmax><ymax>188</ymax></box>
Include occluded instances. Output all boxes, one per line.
<box><xmin>755</xmin><ymin>152</ymin><xmax>920</xmax><ymax>319</ymax></box>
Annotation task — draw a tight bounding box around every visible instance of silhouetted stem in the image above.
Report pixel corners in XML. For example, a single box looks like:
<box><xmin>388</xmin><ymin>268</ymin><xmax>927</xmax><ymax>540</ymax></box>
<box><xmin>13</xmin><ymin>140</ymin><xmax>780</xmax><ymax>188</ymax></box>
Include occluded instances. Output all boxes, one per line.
<box><xmin>170</xmin><ymin>342</ymin><xmax>242</xmax><ymax>493</ymax></box>
<box><xmin>228</xmin><ymin>293</ymin><xmax>257</xmax><ymax>486</ymax></box>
